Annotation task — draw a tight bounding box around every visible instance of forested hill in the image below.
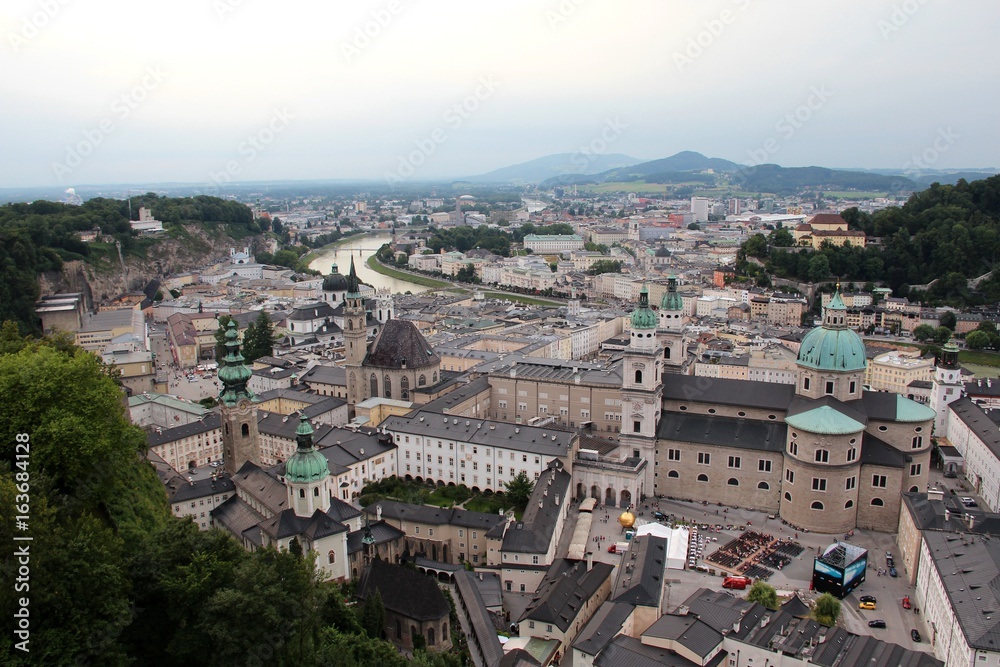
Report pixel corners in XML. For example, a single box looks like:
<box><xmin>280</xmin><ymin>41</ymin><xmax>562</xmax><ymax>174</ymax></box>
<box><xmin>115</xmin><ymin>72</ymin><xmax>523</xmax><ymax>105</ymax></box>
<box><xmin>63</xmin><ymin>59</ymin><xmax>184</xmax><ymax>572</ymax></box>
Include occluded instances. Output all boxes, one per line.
<box><xmin>0</xmin><ymin>194</ymin><xmax>260</xmax><ymax>334</ymax></box>
<box><xmin>740</xmin><ymin>174</ymin><xmax>1000</xmax><ymax>305</ymax></box>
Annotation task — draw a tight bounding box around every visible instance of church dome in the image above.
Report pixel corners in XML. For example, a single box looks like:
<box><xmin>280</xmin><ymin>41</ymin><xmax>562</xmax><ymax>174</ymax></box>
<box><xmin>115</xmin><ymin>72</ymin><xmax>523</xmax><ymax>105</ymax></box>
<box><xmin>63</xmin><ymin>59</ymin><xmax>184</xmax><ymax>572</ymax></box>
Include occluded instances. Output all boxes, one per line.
<box><xmin>323</xmin><ymin>264</ymin><xmax>349</xmax><ymax>292</ymax></box>
<box><xmin>285</xmin><ymin>415</ymin><xmax>330</xmax><ymax>484</ymax></box>
<box><xmin>655</xmin><ymin>246</ymin><xmax>671</xmax><ymax>258</ymax></box>
<box><xmin>630</xmin><ymin>285</ymin><xmax>657</xmax><ymax>330</ymax></box>
<box><xmin>796</xmin><ymin>290</ymin><xmax>866</xmax><ymax>372</ymax></box>
<box><xmin>660</xmin><ymin>275</ymin><xmax>683</xmax><ymax>311</ymax></box>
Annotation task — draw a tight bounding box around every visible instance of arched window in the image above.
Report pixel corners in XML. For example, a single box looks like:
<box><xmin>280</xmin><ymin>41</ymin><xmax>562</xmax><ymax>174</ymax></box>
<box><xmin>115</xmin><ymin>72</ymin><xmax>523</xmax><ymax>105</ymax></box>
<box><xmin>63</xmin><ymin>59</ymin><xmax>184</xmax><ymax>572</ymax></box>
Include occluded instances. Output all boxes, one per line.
<box><xmin>727</xmin><ymin>478</ymin><xmax>739</xmax><ymax>486</ymax></box>
<box><xmin>665</xmin><ymin>347</ymin><xmax>671</xmax><ymax>359</ymax></box>
<box><xmin>912</xmin><ymin>436</ymin><xmax>922</xmax><ymax>449</ymax></box>
<box><xmin>314</xmin><ymin>487</ymin><xmax>320</xmax><ymax>496</ymax></box>
<box><xmin>433</xmin><ymin>372</ymin><xmax>438</xmax><ymax>383</ymax></box>
<box><xmin>396</xmin><ymin>620</ymin><xmax>402</xmax><ymax>639</ymax></box>
<box><xmin>241</xmin><ymin>423</ymin><xmax>249</xmax><ymax>437</ymax></box>
<box><xmin>411</xmin><ymin>626</ymin><xmax>417</xmax><ymax>641</ymax></box>
<box><xmin>348</xmin><ymin>320</ymin><xmax>353</xmax><ymax>330</ymax></box>
<box><xmin>328</xmin><ymin>550</ymin><xmax>335</xmax><ymax>564</ymax></box>
<box><xmin>697</xmin><ymin>474</ymin><xmax>709</xmax><ymax>482</ymax></box>
<box><xmin>384</xmin><ymin>375</ymin><xmax>392</xmax><ymax>399</ymax></box>
<box><xmin>370</xmin><ymin>373</ymin><xmax>378</xmax><ymax>397</ymax></box>
<box><xmin>909</xmin><ymin>485</ymin><xmax>919</xmax><ymax>493</ymax></box>
<box><xmin>427</xmin><ymin>627</ymin><xmax>435</xmax><ymax>646</ymax></box>
<box><xmin>635</xmin><ymin>369</ymin><xmax>643</xmax><ymax>383</ymax></box>
<box><xmin>442</xmin><ymin>623</ymin><xmax>447</xmax><ymax>640</ymax></box>
<box><xmin>400</xmin><ymin>376</ymin><xmax>410</xmax><ymax>400</ymax></box>
<box><xmin>668</xmin><ymin>470</ymin><xmax>679</xmax><ymax>478</ymax></box>
<box><xmin>784</xmin><ymin>492</ymin><xmax>792</xmax><ymax>502</ymax></box>
<box><xmin>845</xmin><ymin>500</ymin><xmax>854</xmax><ymax>509</ymax></box>
<box><xmin>225</xmin><ymin>423</ymin><xmax>230</xmax><ymax>435</ymax></box>
<box><xmin>419</xmin><ymin>374</ymin><xmax>426</xmax><ymax>387</ymax></box>
<box><xmin>299</xmin><ymin>488</ymin><xmax>305</xmax><ymax>498</ymax></box>
<box><xmin>871</xmin><ymin>498</ymin><xmax>884</xmax><ymax>507</ymax></box>
<box><xmin>811</xmin><ymin>501</ymin><xmax>824</xmax><ymax>510</ymax></box>
<box><xmin>757</xmin><ymin>481</ymin><xmax>769</xmax><ymax>490</ymax></box>
<box><xmin>815</xmin><ymin>449</ymin><xmax>829</xmax><ymax>463</ymax></box>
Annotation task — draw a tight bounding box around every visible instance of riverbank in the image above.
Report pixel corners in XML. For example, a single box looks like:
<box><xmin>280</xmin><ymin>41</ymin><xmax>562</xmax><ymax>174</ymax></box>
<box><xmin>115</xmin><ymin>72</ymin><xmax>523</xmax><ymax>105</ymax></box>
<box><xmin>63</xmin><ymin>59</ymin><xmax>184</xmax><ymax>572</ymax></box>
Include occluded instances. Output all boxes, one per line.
<box><xmin>300</xmin><ymin>232</ymin><xmax>366</xmax><ymax>265</ymax></box>
<box><xmin>365</xmin><ymin>256</ymin><xmax>452</xmax><ymax>289</ymax></box>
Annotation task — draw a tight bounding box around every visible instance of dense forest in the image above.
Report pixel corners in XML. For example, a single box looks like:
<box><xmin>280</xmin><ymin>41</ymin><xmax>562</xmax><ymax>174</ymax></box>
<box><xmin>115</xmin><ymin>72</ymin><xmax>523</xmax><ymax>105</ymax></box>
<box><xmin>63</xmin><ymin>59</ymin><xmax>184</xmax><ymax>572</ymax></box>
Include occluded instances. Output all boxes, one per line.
<box><xmin>737</xmin><ymin>175</ymin><xmax>1000</xmax><ymax>305</ymax></box>
<box><xmin>0</xmin><ymin>195</ymin><xmax>259</xmax><ymax>335</ymax></box>
<box><xmin>0</xmin><ymin>326</ymin><xmax>465</xmax><ymax>666</ymax></box>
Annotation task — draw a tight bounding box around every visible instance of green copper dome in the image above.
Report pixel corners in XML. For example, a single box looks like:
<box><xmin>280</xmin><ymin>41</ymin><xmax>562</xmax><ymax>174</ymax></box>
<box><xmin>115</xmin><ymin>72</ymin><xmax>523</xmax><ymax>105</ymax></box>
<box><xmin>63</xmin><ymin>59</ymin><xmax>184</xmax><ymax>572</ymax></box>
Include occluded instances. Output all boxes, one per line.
<box><xmin>631</xmin><ymin>285</ymin><xmax>657</xmax><ymax>330</ymax></box>
<box><xmin>218</xmin><ymin>321</ymin><xmax>254</xmax><ymax>405</ymax></box>
<box><xmin>796</xmin><ymin>289</ymin><xmax>866</xmax><ymax>372</ymax></box>
<box><xmin>660</xmin><ymin>275</ymin><xmax>683</xmax><ymax>311</ymax></box>
<box><xmin>285</xmin><ymin>414</ymin><xmax>330</xmax><ymax>484</ymax></box>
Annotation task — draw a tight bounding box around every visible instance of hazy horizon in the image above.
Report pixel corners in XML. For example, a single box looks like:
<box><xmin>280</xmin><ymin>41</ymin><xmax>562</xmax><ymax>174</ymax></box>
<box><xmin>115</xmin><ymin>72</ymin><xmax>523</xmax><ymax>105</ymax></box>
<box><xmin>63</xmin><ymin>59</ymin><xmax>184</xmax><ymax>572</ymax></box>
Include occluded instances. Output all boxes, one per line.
<box><xmin>3</xmin><ymin>0</ymin><xmax>998</xmax><ymax>188</ymax></box>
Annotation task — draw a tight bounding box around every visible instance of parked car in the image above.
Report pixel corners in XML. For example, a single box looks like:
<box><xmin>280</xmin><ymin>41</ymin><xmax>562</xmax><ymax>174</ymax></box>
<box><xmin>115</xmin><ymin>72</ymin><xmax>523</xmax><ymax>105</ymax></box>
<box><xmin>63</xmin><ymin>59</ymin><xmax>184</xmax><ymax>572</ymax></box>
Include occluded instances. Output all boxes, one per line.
<box><xmin>962</xmin><ymin>497</ymin><xmax>978</xmax><ymax>507</ymax></box>
<box><xmin>722</xmin><ymin>576</ymin><xmax>752</xmax><ymax>590</ymax></box>
<box><xmin>868</xmin><ymin>620</ymin><xmax>886</xmax><ymax>629</ymax></box>
<box><xmin>888</xmin><ymin>567</ymin><xmax>898</xmax><ymax>578</ymax></box>
<box><xmin>902</xmin><ymin>596</ymin><xmax>911</xmax><ymax>609</ymax></box>
<box><xmin>860</xmin><ymin>595</ymin><xmax>877</xmax><ymax>604</ymax></box>
<box><xmin>652</xmin><ymin>511</ymin><xmax>666</xmax><ymax>521</ymax></box>
<box><xmin>859</xmin><ymin>601</ymin><xmax>877</xmax><ymax>610</ymax></box>
<box><xmin>911</xmin><ymin>629</ymin><xmax>922</xmax><ymax>642</ymax></box>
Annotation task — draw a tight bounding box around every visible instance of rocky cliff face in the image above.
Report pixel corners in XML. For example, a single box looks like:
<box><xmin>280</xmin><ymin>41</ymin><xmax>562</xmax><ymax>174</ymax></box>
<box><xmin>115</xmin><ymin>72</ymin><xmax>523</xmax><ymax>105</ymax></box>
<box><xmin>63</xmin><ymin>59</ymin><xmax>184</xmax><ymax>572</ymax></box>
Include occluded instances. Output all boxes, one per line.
<box><xmin>37</xmin><ymin>226</ymin><xmax>263</xmax><ymax>309</ymax></box>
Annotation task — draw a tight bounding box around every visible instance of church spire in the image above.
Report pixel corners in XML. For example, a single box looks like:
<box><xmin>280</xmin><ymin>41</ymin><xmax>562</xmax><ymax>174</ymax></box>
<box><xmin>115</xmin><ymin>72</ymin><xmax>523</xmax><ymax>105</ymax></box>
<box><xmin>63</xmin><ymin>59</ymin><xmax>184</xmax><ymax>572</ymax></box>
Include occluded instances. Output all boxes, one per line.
<box><xmin>347</xmin><ymin>257</ymin><xmax>361</xmax><ymax>297</ymax></box>
<box><xmin>218</xmin><ymin>321</ymin><xmax>254</xmax><ymax>406</ymax></box>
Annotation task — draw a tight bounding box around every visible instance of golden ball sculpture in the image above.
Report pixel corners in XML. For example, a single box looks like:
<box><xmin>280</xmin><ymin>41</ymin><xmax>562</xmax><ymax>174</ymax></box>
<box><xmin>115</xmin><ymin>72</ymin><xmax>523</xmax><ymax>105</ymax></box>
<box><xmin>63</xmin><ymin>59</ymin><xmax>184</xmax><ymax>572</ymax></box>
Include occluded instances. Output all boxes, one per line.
<box><xmin>618</xmin><ymin>511</ymin><xmax>635</xmax><ymax>529</ymax></box>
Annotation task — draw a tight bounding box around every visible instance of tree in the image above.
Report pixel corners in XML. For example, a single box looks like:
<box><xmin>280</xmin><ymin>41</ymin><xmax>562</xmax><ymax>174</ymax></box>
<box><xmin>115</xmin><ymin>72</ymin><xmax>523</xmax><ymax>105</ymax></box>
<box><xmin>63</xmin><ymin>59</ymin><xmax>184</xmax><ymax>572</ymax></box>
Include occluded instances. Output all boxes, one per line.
<box><xmin>587</xmin><ymin>260</ymin><xmax>623</xmax><ymax>276</ymax></box>
<box><xmin>360</xmin><ymin>589</ymin><xmax>386</xmax><ymax>640</ymax></box>
<box><xmin>769</xmin><ymin>227</ymin><xmax>795</xmax><ymax>247</ymax></box>
<box><xmin>978</xmin><ymin>320</ymin><xmax>999</xmax><ymax>336</ymax></box>
<box><xmin>746</xmin><ymin>581</ymin><xmax>779</xmax><ymax>610</ymax></box>
<box><xmin>743</xmin><ymin>233</ymin><xmax>768</xmax><ymax>259</ymax></box>
<box><xmin>913</xmin><ymin>324</ymin><xmax>936</xmax><ymax>342</ymax></box>
<box><xmin>967</xmin><ymin>330</ymin><xmax>991</xmax><ymax>350</ymax></box>
<box><xmin>940</xmin><ymin>311</ymin><xmax>957</xmax><ymax>330</ymax></box>
<box><xmin>934</xmin><ymin>326</ymin><xmax>953</xmax><ymax>345</ymax></box>
<box><xmin>242</xmin><ymin>311</ymin><xmax>275</xmax><ymax>362</ymax></box>
<box><xmin>813</xmin><ymin>593</ymin><xmax>841</xmax><ymax>626</ymax></box>
<box><xmin>455</xmin><ymin>264</ymin><xmax>479</xmax><ymax>284</ymax></box>
<box><xmin>503</xmin><ymin>472</ymin><xmax>534</xmax><ymax>512</ymax></box>
<box><xmin>687</xmin><ymin>222</ymin><xmax>700</xmax><ymax>230</ymax></box>
<box><xmin>214</xmin><ymin>314</ymin><xmax>234</xmax><ymax>360</ymax></box>
<box><xmin>807</xmin><ymin>254</ymin><xmax>831</xmax><ymax>282</ymax></box>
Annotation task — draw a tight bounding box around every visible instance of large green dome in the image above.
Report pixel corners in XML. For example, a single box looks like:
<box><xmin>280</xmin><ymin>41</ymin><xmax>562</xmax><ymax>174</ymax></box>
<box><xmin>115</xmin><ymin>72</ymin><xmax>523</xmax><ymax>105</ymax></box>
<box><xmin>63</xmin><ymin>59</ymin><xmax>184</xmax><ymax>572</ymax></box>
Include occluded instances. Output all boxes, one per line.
<box><xmin>797</xmin><ymin>291</ymin><xmax>867</xmax><ymax>372</ymax></box>
<box><xmin>631</xmin><ymin>285</ymin><xmax>657</xmax><ymax>330</ymax></box>
<box><xmin>660</xmin><ymin>275</ymin><xmax>683</xmax><ymax>311</ymax></box>
<box><xmin>286</xmin><ymin>448</ymin><xmax>330</xmax><ymax>484</ymax></box>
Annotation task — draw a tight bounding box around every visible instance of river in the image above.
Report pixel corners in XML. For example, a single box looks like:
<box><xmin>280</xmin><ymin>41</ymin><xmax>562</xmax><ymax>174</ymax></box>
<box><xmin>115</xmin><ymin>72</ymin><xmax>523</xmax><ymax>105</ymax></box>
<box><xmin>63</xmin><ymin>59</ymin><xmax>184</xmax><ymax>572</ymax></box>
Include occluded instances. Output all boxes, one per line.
<box><xmin>307</xmin><ymin>233</ymin><xmax>433</xmax><ymax>295</ymax></box>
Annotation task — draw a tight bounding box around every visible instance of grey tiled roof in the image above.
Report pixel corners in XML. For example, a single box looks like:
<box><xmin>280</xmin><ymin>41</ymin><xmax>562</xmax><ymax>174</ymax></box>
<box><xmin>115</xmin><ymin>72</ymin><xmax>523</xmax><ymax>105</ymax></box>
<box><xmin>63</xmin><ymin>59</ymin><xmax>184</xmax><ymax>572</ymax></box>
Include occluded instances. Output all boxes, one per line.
<box><xmin>611</xmin><ymin>536</ymin><xmax>667</xmax><ymax>607</ymax></box>
<box><xmin>519</xmin><ymin>559</ymin><xmax>615</xmax><ymax>631</ymax></box>
<box><xmin>358</xmin><ymin>559</ymin><xmax>450</xmax><ymax>622</ymax></box>
<box><xmin>147</xmin><ymin>412</ymin><xmax>221</xmax><ymax>447</ymax></box>
<box><xmin>661</xmin><ymin>376</ymin><xmax>794</xmax><ymax>411</ymax></box>
<box><xmin>572</xmin><ymin>601</ymin><xmax>634</xmax><ymax>657</ymax></box>
<box><xmin>595</xmin><ymin>635</ymin><xmax>726</xmax><ymax>667</ymax></box>
<box><xmin>364</xmin><ymin>500</ymin><xmax>504</xmax><ymax>531</ymax></box>
<box><xmin>364</xmin><ymin>318</ymin><xmax>440</xmax><ymax>369</ymax></box>
<box><xmin>860</xmin><ymin>432</ymin><xmax>907</xmax><ymax>469</ymax></box>
<box><xmin>950</xmin><ymin>397</ymin><xmax>1000</xmax><ymax>462</ymax></box>
<box><xmin>642</xmin><ymin>614</ymin><xmax>723</xmax><ymax>659</ymax></box>
<box><xmin>454</xmin><ymin>569</ymin><xmax>505</xmax><ymax>667</ymax></box>
<box><xmin>166</xmin><ymin>474</ymin><xmax>234</xmax><ymax>504</ymax></box>
<box><xmin>346</xmin><ymin>520</ymin><xmax>404</xmax><ymax>554</ymax></box>
<box><xmin>657</xmin><ymin>412</ymin><xmax>787</xmax><ymax>452</ymax></box>
<box><xmin>502</xmin><ymin>465</ymin><xmax>572</xmax><ymax>554</ymax></box>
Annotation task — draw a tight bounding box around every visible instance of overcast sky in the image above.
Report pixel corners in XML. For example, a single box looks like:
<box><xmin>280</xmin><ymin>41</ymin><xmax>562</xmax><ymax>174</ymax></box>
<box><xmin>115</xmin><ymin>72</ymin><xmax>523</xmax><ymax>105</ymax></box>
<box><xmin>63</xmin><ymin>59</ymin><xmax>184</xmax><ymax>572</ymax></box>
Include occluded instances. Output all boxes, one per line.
<box><xmin>2</xmin><ymin>0</ymin><xmax>998</xmax><ymax>187</ymax></box>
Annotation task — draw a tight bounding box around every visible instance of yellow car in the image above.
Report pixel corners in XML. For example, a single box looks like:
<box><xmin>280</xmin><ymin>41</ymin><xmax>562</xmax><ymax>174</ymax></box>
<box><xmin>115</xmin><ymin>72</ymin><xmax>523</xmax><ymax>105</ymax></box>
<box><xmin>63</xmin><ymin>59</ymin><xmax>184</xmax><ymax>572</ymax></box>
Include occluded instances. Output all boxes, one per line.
<box><xmin>859</xmin><ymin>601</ymin><xmax>877</xmax><ymax>610</ymax></box>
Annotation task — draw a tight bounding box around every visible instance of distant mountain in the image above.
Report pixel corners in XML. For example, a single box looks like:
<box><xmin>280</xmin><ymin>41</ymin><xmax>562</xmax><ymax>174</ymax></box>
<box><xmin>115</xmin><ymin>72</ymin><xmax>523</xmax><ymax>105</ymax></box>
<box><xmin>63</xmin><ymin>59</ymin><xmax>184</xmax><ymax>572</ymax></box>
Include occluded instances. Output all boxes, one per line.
<box><xmin>732</xmin><ymin>164</ymin><xmax>915</xmax><ymax>193</ymax></box>
<box><xmin>463</xmin><ymin>153</ymin><xmax>643</xmax><ymax>184</ymax></box>
<box><xmin>539</xmin><ymin>151</ymin><xmax>742</xmax><ymax>187</ymax></box>
<box><xmin>841</xmin><ymin>167</ymin><xmax>1000</xmax><ymax>188</ymax></box>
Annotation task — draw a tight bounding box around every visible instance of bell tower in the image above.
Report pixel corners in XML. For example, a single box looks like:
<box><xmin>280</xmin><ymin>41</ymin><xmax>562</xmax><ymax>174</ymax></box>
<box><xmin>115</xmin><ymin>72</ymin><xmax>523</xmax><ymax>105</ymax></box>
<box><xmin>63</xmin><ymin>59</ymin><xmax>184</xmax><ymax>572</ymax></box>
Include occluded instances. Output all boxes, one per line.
<box><xmin>620</xmin><ymin>285</ymin><xmax>663</xmax><ymax>494</ymax></box>
<box><xmin>931</xmin><ymin>339</ymin><xmax>964</xmax><ymax>434</ymax></box>
<box><xmin>344</xmin><ymin>258</ymin><xmax>369</xmax><ymax>408</ymax></box>
<box><xmin>218</xmin><ymin>321</ymin><xmax>260</xmax><ymax>476</ymax></box>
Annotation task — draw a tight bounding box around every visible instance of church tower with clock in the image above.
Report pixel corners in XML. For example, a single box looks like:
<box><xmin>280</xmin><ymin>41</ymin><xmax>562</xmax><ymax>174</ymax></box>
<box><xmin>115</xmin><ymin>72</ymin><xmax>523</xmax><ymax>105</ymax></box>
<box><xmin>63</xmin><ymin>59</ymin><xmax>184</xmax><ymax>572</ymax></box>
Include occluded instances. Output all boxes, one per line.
<box><xmin>218</xmin><ymin>321</ymin><xmax>261</xmax><ymax>476</ymax></box>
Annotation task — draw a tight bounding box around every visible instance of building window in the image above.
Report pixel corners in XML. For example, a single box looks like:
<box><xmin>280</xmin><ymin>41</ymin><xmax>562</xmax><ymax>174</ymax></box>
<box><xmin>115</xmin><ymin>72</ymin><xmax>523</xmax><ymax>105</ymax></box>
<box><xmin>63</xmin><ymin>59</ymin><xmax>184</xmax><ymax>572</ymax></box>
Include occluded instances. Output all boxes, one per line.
<box><xmin>668</xmin><ymin>470</ymin><xmax>679</xmax><ymax>478</ymax></box>
<box><xmin>697</xmin><ymin>474</ymin><xmax>709</xmax><ymax>482</ymax></box>
<box><xmin>872</xmin><ymin>475</ymin><xmax>887</xmax><ymax>488</ymax></box>
<box><xmin>633</xmin><ymin>421</ymin><xmax>641</xmax><ymax>433</ymax></box>
<box><xmin>871</xmin><ymin>498</ymin><xmax>884</xmax><ymax>507</ymax></box>
<box><xmin>728</xmin><ymin>456</ymin><xmax>741</xmax><ymax>469</ymax></box>
<box><xmin>849</xmin><ymin>380</ymin><xmax>857</xmax><ymax>394</ymax></box>
<box><xmin>758</xmin><ymin>459</ymin><xmax>771</xmax><ymax>472</ymax></box>
<box><xmin>910</xmin><ymin>463</ymin><xmax>922</xmax><ymax>476</ymax></box>
<box><xmin>815</xmin><ymin>449</ymin><xmax>829</xmax><ymax>463</ymax></box>
<box><xmin>400</xmin><ymin>376</ymin><xmax>409</xmax><ymax>401</ymax></box>
<box><xmin>811</xmin><ymin>501</ymin><xmax>824</xmax><ymax>510</ymax></box>
<box><xmin>370</xmin><ymin>373</ymin><xmax>378</xmax><ymax>397</ymax></box>
<box><xmin>328</xmin><ymin>550</ymin><xmax>335</xmax><ymax>564</ymax></box>
<box><xmin>789</xmin><ymin>441</ymin><xmax>798</xmax><ymax>455</ymax></box>
<box><xmin>384</xmin><ymin>375</ymin><xmax>392</xmax><ymax>399</ymax></box>
<box><xmin>803</xmin><ymin>377</ymin><xmax>810</xmax><ymax>391</ymax></box>
<box><xmin>845</xmin><ymin>499</ymin><xmax>854</xmax><ymax>509</ymax></box>
<box><xmin>785</xmin><ymin>469</ymin><xmax>795</xmax><ymax>484</ymax></box>
<box><xmin>727</xmin><ymin>478</ymin><xmax>739</xmax><ymax>486</ymax></box>
<box><xmin>757</xmin><ymin>481</ymin><xmax>769</xmax><ymax>490</ymax></box>
<box><xmin>825</xmin><ymin>381</ymin><xmax>834</xmax><ymax>395</ymax></box>
<box><xmin>847</xmin><ymin>448</ymin><xmax>857</xmax><ymax>462</ymax></box>
<box><xmin>635</xmin><ymin>370</ymin><xmax>642</xmax><ymax>383</ymax></box>
<box><xmin>912</xmin><ymin>436</ymin><xmax>922</xmax><ymax>449</ymax></box>
<box><xmin>418</xmin><ymin>374</ymin><xmax>426</xmax><ymax>387</ymax></box>
<box><xmin>784</xmin><ymin>492</ymin><xmax>792</xmax><ymax>502</ymax></box>
<box><xmin>698</xmin><ymin>452</ymin><xmax>711</xmax><ymax>465</ymax></box>
<box><xmin>812</xmin><ymin>478</ymin><xmax>827</xmax><ymax>492</ymax></box>
<box><xmin>846</xmin><ymin>476</ymin><xmax>856</xmax><ymax>490</ymax></box>
<box><xmin>668</xmin><ymin>449</ymin><xmax>681</xmax><ymax>462</ymax></box>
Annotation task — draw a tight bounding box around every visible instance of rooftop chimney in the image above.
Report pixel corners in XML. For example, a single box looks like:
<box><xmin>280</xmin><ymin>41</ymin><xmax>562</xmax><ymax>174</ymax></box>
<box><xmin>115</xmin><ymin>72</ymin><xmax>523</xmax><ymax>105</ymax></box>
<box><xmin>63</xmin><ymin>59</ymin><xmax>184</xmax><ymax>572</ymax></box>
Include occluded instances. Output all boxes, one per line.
<box><xmin>586</xmin><ymin>551</ymin><xmax>593</xmax><ymax>571</ymax></box>
<box><xmin>927</xmin><ymin>487</ymin><xmax>945</xmax><ymax>503</ymax></box>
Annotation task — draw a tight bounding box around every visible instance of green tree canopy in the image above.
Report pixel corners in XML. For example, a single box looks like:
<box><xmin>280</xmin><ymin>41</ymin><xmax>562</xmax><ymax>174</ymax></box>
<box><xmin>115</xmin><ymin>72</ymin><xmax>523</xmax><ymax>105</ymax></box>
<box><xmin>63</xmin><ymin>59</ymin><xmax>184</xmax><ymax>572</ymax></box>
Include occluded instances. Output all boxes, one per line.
<box><xmin>967</xmin><ymin>330</ymin><xmax>992</xmax><ymax>350</ymax></box>
<box><xmin>503</xmin><ymin>471</ymin><xmax>534</xmax><ymax>512</ymax></box>
<box><xmin>940</xmin><ymin>311</ymin><xmax>957</xmax><ymax>330</ymax></box>
<box><xmin>813</xmin><ymin>593</ymin><xmax>842</xmax><ymax>626</ymax></box>
<box><xmin>243</xmin><ymin>311</ymin><xmax>276</xmax><ymax>362</ymax></box>
<box><xmin>913</xmin><ymin>324</ymin><xmax>936</xmax><ymax>342</ymax></box>
<box><xmin>587</xmin><ymin>260</ymin><xmax>623</xmax><ymax>276</ymax></box>
<box><xmin>746</xmin><ymin>581</ymin><xmax>779</xmax><ymax>610</ymax></box>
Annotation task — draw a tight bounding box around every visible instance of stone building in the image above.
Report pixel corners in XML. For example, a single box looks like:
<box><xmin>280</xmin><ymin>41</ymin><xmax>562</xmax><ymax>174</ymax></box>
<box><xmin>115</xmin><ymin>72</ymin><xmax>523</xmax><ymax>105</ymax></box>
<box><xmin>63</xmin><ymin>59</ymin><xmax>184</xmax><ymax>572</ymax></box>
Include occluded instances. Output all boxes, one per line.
<box><xmin>357</xmin><ymin>559</ymin><xmax>453</xmax><ymax>652</ymax></box>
